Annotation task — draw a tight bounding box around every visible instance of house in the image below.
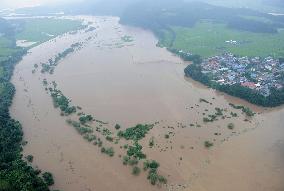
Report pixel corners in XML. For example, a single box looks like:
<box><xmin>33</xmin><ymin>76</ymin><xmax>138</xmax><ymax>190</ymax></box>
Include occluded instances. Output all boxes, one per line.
<box><xmin>241</xmin><ymin>82</ymin><xmax>256</xmax><ymax>89</ymax></box>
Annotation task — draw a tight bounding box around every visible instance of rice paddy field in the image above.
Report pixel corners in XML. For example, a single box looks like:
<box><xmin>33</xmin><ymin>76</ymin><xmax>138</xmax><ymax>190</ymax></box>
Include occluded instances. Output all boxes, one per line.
<box><xmin>15</xmin><ymin>18</ymin><xmax>84</xmax><ymax>45</ymax></box>
<box><xmin>160</xmin><ymin>21</ymin><xmax>284</xmax><ymax>58</ymax></box>
<box><xmin>0</xmin><ymin>18</ymin><xmax>83</xmax><ymax>62</ymax></box>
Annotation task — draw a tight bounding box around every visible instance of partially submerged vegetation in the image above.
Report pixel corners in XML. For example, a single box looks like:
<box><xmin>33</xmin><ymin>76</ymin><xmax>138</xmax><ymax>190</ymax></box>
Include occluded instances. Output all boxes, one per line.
<box><xmin>3</xmin><ymin>10</ymin><xmax>266</xmax><ymax>189</ymax></box>
<box><xmin>40</xmin><ymin>43</ymin><xmax>82</xmax><ymax>74</ymax></box>
<box><xmin>42</xmin><ymin>75</ymin><xmax>167</xmax><ymax>186</ymax></box>
<box><xmin>121</xmin><ymin>35</ymin><xmax>134</xmax><ymax>42</ymax></box>
<box><xmin>229</xmin><ymin>103</ymin><xmax>255</xmax><ymax>117</ymax></box>
<box><xmin>117</xmin><ymin>124</ymin><xmax>167</xmax><ymax>185</ymax></box>
<box><xmin>50</xmin><ymin>87</ymin><xmax>77</xmax><ymax>116</ymax></box>
<box><xmin>227</xmin><ymin>123</ymin><xmax>235</xmax><ymax>130</ymax></box>
<box><xmin>118</xmin><ymin>124</ymin><xmax>153</xmax><ymax>141</ymax></box>
<box><xmin>204</xmin><ymin>141</ymin><xmax>214</xmax><ymax>148</ymax></box>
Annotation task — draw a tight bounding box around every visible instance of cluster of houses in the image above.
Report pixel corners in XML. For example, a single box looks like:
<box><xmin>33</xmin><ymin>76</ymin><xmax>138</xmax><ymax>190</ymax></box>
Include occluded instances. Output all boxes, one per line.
<box><xmin>200</xmin><ymin>53</ymin><xmax>284</xmax><ymax>96</ymax></box>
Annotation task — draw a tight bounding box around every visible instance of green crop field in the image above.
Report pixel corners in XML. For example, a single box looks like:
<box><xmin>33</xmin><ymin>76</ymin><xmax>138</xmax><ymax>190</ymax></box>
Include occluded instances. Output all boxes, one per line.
<box><xmin>0</xmin><ymin>36</ymin><xmax>19</xmax><ymax>61</ymax></box>
<box><xmin>160</xmin><ymin>21</ymin><xmax>284</xmax><ymax>58</ymax></box>
<box><xmin>0</xmin><ymin>17</ymin><xmax>84</xmax><ymax>65</ymax></box>
<box><xmin>16</xmin><ymin>18</ymin><xmax>83</xmax><ymax>45</ymax></box>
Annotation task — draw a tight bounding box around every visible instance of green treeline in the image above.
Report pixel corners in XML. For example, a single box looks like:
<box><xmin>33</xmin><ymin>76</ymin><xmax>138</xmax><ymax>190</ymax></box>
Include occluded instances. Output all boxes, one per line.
<box><xmin>167</xmin><ymin>48</ymin><xmax>202</xmax><ymax>64</ymax></box>
<box><xmin>50</xmin><ymin>88</ymin><xmax>77</xmax><ymax>116</ymax></box>
<box><xmin>184</xmin><ymin>62</ymin><xmax>284</xmax><ymax>107</ymax></box>
<box><xmin>41</xmin><ymin>42</ymin><xmax>82</xmax><ymax>74</ymax></box>
<box><xmin>0</xmin><ymin>18</ymin><xmax>51</xmax><ymax>191</ymax></box>
<box><xmin>0</xmin><ymin>51</ymin><xmax>50</xmax><ymax>190</ymax></box>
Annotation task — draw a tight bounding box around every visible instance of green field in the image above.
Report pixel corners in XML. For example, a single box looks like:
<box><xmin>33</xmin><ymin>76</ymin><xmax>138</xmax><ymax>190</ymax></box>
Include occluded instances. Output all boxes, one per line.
<box><xmin>0</xmin><ymin>18</ymin><xmax>82</xmax><ymax>61</ymax></box>
<box><xmin>160</xmin><ymin>21</ymin><xmax>284</xmax><ymax>58</ymax></box>
<box><xmin>16</xmin><ymin>18</ymin><xmax>83</xmax><ymax>46</ymax></box>
<box><xmin>0</xmin><ymin>36</ymin><xmax>19</xmax><ymax>61</ymax></box>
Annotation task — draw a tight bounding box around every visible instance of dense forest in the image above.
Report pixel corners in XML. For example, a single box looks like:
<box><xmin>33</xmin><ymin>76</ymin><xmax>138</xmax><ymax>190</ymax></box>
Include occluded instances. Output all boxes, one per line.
<box><xmin>184</xmin><ymin>61</ymin><xmax>284</xmax><ymax>107</ymax></box>
<box><xmin>0</xmin><ymin>18</ymin><xmax>50</xmax><ymax>191</ymax></box>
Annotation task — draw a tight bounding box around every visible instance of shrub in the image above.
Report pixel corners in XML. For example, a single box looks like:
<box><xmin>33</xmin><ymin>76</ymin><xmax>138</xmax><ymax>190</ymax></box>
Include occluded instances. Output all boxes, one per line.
<box><xmin>149</xmin><ymin>137</ymin><xmax>154</xmax><ymax>148</ymax></box>
<box><xmin>75</xmin><ymin>126</ymin><xmax>93</xmax><ymax>135</ymax></box>
<box><xmin>106</xmin><ymin>136</ymin><xmax>113</xmax><ymax>142</ymax></box>
<box><xmin>158</xmin><ymin>175</ymin><xmax>167</xmax><ymax>184</ymax></box>
<box><xmin>101</xmin><ymin>147</ymin><xmax>106</xmax><ymax>153</ymax></box>
<box><xmin>148</xmin><ymin>171</ymin><xmax>158</xmax><ymax>185</ymax></box>
<box><xmin>120</xmin><ymin>124</ymin><xmax>153</xmax><ymax>141</ymax></box>
<box><xmin>128</xmin><ymin>158</ymin><xmax>139</xmax><ymax>166</ymax></box>
<box><xmin>105</xmin><ymin>147</ymin><xmax>115</xmax><ymax>157</ymax></box>
<box><xmin>79</xmin><ymin>115</ymin><xmax>93</xmax><ymax>124</ymax></box>
<box><xmin>144</xmin><ymin>160</ymin><xmax>160</xmax><ymax>170</ymax></box>
<box><xmin>123</xmin><ymin>156</ymin><xmax>130</xmax><ymax>165</ymax></box>
<box><xmin>127</xmin><ymin>142</ymin><xmax>146</xmax><ymax>159</ymax></box>
<box><xmin>25</xmin><ymin>155</ymin><xmax>34</xmax><ymax>163</ymax></box>
<box><xmin>83</xmin><ymin>134</ymin><xmax>96</xmax><ymax>142</ymax></box>
<box><xmin>204</xmin><ymin>141</ymin><xmax>214</xmax><ymax>148</ymax></box>
<box><xmin>117</xmin><ymin>130</ymin><xmax>124</xmax><ymax>137</ymax></box>
<box><xmin>227</xmin><ymin>123</ymin><xmax>235</xmax><ymax>130</ymax></box>
<box><xmin>115</xmin><ymin>124</ymin><xmax>121</xmax><ymax>130</ymax></box>
<box><xmin>42</xmin><ymin>172</ymin><xmax>54</xmax><ymax>186</ymax></box>
<box><xmin>132</xmin><ymin>166</ymin><xmax>141</xmax><ymax>176</ymax></box>
<box><xmin>230</xmin><ymin>112</ymin><xmax>238</xmax><ymax>117</ymax></box>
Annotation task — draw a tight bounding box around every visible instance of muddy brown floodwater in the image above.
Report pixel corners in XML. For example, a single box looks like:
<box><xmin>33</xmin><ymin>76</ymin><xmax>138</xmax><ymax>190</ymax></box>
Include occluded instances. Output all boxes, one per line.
<box><xmin>10</xmin><ymin>16</ymin><xmax>284</xmax><ymax>191</ymax></box>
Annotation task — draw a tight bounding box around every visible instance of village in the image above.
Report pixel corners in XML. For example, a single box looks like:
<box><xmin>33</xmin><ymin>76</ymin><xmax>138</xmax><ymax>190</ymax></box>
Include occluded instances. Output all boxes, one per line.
<box><xmin>199</xmin><ymin>53</ymin><xmax>284</xmax><ymax>96</ymax></box>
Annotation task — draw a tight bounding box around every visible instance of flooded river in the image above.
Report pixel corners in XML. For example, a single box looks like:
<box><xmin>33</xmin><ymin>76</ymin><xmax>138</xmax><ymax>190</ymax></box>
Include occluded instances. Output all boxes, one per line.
<box><xmin>10</xmin><ymin>16</ymin><xmax>284</xmax><ymax>191</ymax></box>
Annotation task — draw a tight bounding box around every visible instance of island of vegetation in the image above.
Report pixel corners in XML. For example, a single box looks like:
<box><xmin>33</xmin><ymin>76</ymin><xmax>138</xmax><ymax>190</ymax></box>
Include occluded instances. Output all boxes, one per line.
<box><xmin>40</xmin><ymin>61</ymin><xmax>168</xmax><ymax>187</ymax></box>
<box><xmin>40</xmin><ymin>42</ymin><xmax>83</xmax><ymax>74</ymax></box>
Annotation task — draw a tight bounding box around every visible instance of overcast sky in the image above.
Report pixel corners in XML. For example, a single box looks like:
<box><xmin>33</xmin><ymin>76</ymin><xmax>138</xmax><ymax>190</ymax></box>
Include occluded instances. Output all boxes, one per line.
<box><xmin>0</xmin><ymin>0</ymin><xmax>83</xmax><ymax>9</ymax></box>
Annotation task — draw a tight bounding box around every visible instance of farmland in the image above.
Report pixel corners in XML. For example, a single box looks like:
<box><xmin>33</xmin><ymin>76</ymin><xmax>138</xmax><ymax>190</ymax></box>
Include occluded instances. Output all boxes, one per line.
<box><xmin>0</xmin><ymin>36</ymin><xmax>20</xmax><ymax>61</ymax></box>
<box><xmin>159</xmin><ymin>21</ymin><xmax>284</xmax><ymax>58</ymax></box>
<box><xmin>15</xmin><ymin>18</ymin><xmax>83</xmax><ymax>45</ymax></box>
